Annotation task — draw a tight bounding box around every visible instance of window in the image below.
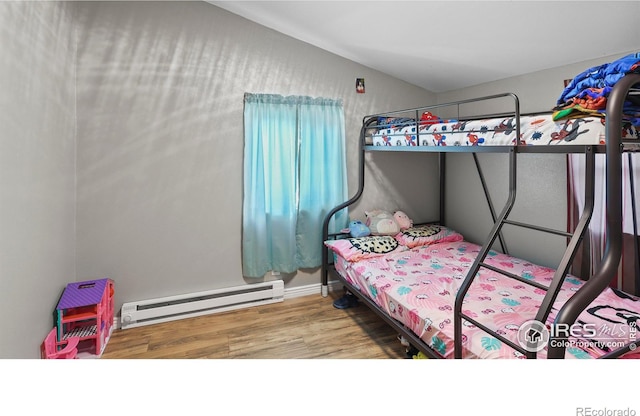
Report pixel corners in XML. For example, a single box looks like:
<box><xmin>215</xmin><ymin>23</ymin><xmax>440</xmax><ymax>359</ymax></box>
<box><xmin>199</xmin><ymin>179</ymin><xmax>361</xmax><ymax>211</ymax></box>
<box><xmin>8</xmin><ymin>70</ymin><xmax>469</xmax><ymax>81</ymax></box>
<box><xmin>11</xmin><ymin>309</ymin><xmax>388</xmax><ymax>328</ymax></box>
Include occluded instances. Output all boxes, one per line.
<box><xmin>242</xmin><ymin>94</ymin><xmax>348</xmax><ymax>278</ymax></box>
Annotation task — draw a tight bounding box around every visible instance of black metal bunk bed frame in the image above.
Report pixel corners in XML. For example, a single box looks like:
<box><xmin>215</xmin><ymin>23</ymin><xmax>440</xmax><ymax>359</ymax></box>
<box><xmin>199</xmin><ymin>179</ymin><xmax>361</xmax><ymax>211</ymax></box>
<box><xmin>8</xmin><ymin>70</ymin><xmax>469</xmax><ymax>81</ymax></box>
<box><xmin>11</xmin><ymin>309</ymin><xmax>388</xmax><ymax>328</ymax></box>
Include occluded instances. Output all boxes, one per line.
<box><xmin>321</xmin><ymin>73</ymin><xmax>640</xmax><ymax>359</ymax></box>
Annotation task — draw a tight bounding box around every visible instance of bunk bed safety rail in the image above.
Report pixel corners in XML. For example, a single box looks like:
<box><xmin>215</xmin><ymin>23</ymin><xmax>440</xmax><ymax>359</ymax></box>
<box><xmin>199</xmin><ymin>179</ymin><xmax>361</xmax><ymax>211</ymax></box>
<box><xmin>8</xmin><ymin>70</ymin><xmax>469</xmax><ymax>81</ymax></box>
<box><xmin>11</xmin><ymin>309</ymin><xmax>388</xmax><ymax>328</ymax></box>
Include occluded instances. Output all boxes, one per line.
<box><xmin>361</xmin><ymin>92</ymin><xmax>521</xmax><ymax>125</ymax></box>
<box><xmin>361</xmin><ymin>93</ymin><xmax>521</xmax><ymax>148</ymax></box>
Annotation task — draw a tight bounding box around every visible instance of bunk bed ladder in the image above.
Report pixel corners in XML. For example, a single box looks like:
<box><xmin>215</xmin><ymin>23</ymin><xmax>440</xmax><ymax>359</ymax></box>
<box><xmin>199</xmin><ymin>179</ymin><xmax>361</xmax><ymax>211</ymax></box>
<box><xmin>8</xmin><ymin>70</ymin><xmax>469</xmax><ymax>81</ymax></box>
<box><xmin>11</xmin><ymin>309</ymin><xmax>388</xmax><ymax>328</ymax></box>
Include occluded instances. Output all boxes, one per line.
<box><xmin>454</xmin><ymin>147</ymin><xmax>522</xmax><ymax>358</ymax></box>
<box><xmin>454</xmin><ymin>147</ymin><xmax>597</xmax><ymax>359</ymax></box>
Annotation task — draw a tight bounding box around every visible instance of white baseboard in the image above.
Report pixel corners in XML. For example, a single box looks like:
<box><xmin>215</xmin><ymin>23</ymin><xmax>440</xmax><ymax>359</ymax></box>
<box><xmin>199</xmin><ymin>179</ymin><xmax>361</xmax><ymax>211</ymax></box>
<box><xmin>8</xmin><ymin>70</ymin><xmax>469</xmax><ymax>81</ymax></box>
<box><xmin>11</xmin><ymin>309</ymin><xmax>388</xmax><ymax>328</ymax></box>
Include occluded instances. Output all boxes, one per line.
<box><xmin>110</xmin><ymin>280</ymin><xmax>343</xmax><ymax>330</ymax></box>
<box><xmin>284</xmin><ymin>280</ymin><xmax>342</xmax><ymax>299</ymax></box>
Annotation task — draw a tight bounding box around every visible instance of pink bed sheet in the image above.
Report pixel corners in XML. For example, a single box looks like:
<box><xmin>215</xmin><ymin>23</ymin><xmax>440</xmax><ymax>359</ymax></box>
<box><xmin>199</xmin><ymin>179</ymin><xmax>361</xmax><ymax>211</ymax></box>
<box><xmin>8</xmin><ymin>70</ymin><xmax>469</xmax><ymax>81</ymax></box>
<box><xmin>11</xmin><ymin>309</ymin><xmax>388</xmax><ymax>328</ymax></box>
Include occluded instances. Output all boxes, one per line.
<box><xmin>333</xmin><ymin>240</ymin><xmax>640</xmax><ymax>359</ymax></box>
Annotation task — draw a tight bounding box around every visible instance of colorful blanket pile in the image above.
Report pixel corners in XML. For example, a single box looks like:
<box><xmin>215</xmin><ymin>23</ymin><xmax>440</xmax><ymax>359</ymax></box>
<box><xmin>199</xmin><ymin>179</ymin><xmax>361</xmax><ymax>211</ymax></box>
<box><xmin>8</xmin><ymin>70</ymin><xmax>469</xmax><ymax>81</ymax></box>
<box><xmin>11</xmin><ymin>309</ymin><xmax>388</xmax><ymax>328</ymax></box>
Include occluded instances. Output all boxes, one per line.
<box><xmin>553</xmin><ymin>52</ymin><xmax>640</xmax><ymax>126</ymax></box>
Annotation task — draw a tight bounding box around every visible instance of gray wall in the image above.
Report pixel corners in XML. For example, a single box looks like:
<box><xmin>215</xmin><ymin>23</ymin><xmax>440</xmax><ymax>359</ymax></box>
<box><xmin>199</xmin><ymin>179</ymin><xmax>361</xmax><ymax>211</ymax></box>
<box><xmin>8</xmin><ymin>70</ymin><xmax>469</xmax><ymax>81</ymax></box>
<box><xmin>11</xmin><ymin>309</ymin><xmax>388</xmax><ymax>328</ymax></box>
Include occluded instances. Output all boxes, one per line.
<box><xmin>0</xmin><ymin>2</ymin><xmax>77</xmax><ymax>358</ymax></box>
<box><xmin>74</xmin><ymin>1</ymin><xmax>437</xmax><ymax>317</ymax></box>
<box><xmin>438</xmin><ymin>52</ymin><xmax>639</xmax><ymax>268</ymax></box>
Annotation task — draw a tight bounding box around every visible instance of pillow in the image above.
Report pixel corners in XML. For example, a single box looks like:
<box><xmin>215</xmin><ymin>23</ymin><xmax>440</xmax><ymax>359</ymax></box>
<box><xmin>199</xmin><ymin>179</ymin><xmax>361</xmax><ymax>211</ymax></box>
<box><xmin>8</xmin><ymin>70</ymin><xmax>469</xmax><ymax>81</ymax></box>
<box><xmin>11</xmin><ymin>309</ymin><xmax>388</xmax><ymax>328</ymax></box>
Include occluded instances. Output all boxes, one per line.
<box><xmin>324</xmin><ymin>235</ymin><xmax>407</xmax><ymax>262</ymax></box>
<box><xmin>365</xmin><ymin>210</ymin><xmax>400</xmax><ymax>236</ymax></box>
<box><xmin>394</xmin><ymin>224</ymin><xmax>463</xmax><ymax>249</ymax></box>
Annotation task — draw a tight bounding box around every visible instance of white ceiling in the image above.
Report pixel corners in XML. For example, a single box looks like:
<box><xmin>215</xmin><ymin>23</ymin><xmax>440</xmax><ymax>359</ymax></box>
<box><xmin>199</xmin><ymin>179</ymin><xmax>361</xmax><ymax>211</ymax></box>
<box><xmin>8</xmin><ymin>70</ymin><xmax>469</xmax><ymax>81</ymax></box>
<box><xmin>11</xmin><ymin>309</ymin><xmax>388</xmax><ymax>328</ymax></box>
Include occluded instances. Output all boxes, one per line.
<box><xmin>209</xmin><ymin>0</ymin><xmax>640</xmax><ymax>93</ymax></box>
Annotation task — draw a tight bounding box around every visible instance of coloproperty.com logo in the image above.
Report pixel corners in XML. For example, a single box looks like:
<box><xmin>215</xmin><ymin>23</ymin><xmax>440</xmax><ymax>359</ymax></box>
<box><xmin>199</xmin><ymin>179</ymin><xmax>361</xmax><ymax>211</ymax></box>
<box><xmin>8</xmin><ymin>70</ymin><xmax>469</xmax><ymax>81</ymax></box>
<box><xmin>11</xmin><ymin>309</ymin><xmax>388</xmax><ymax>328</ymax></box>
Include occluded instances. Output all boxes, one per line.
<box><xmin>517</xmin><ymin>319</ymin><xmax>637</xmax><ymax>353</ymax></box>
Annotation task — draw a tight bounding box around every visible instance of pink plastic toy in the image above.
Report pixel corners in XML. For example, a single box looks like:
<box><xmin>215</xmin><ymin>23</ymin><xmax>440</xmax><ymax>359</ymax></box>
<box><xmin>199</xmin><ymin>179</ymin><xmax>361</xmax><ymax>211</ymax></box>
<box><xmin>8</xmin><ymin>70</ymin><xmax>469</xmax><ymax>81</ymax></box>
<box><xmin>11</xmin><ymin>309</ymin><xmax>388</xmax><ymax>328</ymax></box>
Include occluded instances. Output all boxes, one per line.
<box><xmin>394</xmin><ymin>211</ymin><xmax>414</xmax><ymax>230</ymax></box>
<box><xmin>41</xmin><ymin>328</ymin><xmax>79</xmax><ymax>359</ymax></box>
<box><xmin>56</xmin><ymin>278</ymin><xmax>114</xmax><ymax>356</ymax></box>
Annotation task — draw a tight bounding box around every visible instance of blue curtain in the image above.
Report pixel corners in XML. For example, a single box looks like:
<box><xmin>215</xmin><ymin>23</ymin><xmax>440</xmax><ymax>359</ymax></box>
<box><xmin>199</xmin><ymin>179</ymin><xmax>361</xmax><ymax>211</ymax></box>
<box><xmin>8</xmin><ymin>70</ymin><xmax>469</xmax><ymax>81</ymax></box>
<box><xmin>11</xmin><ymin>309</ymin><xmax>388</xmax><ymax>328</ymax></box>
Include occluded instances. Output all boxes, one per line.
<box><xmin>242</xmin><ymin>94</ymin><xmax>348</xmax><ymax>278</ymax></box>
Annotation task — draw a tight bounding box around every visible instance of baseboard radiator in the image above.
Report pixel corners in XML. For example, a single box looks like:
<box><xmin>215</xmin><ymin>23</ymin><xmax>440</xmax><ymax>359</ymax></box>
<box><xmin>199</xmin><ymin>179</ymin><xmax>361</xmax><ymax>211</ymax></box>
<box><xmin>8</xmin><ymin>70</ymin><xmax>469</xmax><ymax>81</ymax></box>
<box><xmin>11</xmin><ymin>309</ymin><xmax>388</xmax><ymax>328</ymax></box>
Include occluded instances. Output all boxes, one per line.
<box><xmin>120</xmin><ymin>280</ymin><xmax>285</xmax><ymax>329</ymax></box>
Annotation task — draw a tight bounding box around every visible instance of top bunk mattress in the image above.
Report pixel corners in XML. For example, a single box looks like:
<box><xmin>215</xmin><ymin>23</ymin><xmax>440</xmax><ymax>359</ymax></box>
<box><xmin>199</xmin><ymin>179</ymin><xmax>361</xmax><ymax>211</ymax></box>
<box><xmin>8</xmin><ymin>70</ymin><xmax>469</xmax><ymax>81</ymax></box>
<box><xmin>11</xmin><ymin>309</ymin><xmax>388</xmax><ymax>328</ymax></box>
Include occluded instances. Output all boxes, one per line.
<box><xmin>369</xmin><ymin>114</ymin><xmax>639</xmax><ymax>147</ymax></box>
<box><xmin>329</xmin><ymin>236</ymin><xmax>640</xmax><ymax>359</ymax></box>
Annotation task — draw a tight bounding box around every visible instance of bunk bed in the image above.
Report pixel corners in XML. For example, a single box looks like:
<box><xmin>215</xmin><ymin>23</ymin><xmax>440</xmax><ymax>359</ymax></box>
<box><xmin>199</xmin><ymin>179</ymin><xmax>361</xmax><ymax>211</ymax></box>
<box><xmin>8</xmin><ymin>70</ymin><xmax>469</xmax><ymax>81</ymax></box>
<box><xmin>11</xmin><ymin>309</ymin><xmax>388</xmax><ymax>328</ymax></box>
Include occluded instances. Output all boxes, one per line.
<box><xmin>321</xmin><ymin>62</ymin><xmax>640</xmax><ymax>359</ymax></box>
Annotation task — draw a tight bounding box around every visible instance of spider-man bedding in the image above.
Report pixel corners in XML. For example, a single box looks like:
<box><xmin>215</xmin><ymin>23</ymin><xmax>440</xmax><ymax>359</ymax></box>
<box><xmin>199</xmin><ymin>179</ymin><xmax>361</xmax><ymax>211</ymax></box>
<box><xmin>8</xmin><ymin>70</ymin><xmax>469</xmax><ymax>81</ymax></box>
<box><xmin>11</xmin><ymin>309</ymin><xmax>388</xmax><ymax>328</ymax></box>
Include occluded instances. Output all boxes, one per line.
<box><xmin>370</xmin><ymin>114</ymin><xmax>639</xmax><ymax>147</ymax></box>
<box><xmin>326</xmin><ymin>229</ymin><xmax>640</xmax><ymax>359</ymax></box>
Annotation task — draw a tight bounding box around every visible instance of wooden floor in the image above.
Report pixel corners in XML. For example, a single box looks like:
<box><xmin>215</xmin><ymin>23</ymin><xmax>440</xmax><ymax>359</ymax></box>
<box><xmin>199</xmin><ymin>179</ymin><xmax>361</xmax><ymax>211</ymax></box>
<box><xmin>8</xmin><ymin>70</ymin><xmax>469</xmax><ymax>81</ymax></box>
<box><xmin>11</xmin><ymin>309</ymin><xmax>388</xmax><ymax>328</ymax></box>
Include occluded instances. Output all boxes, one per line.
<box><xmin>101</xmin><ymin>290</ymin><xmax>407</xmax><ymax>359</ymax></box>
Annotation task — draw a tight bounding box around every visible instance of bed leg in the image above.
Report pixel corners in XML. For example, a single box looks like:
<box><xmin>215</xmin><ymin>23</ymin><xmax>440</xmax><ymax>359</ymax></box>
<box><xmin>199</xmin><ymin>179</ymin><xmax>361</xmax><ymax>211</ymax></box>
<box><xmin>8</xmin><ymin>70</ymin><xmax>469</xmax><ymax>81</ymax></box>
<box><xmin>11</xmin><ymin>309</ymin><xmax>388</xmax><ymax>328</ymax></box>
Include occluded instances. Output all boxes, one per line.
<box><xmin>321</xmin><ymin>284</ymin><xmax>328</xmax><ymax>297</ymax></box>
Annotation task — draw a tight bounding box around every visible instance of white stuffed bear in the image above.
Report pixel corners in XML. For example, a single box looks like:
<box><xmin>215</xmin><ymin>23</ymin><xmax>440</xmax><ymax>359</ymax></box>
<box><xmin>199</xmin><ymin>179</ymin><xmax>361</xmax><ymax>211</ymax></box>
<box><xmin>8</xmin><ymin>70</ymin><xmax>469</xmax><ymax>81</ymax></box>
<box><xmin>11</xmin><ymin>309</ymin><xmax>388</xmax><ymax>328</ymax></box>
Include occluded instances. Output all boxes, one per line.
<box><xmin>365</xmin><ymin>210</ymin><xmax>400</xmax><ymax>235</ymax></box>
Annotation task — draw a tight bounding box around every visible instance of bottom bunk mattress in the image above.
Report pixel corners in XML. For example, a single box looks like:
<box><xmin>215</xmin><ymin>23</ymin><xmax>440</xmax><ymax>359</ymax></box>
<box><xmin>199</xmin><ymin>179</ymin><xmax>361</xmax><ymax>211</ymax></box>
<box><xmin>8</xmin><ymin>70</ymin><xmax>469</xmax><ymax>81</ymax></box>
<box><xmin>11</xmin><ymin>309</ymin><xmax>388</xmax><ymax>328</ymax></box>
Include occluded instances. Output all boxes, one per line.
<box><xmin>330</xmin><ymin>238</ymin><xmax>640</xmax><ymax>359</ymax></box>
